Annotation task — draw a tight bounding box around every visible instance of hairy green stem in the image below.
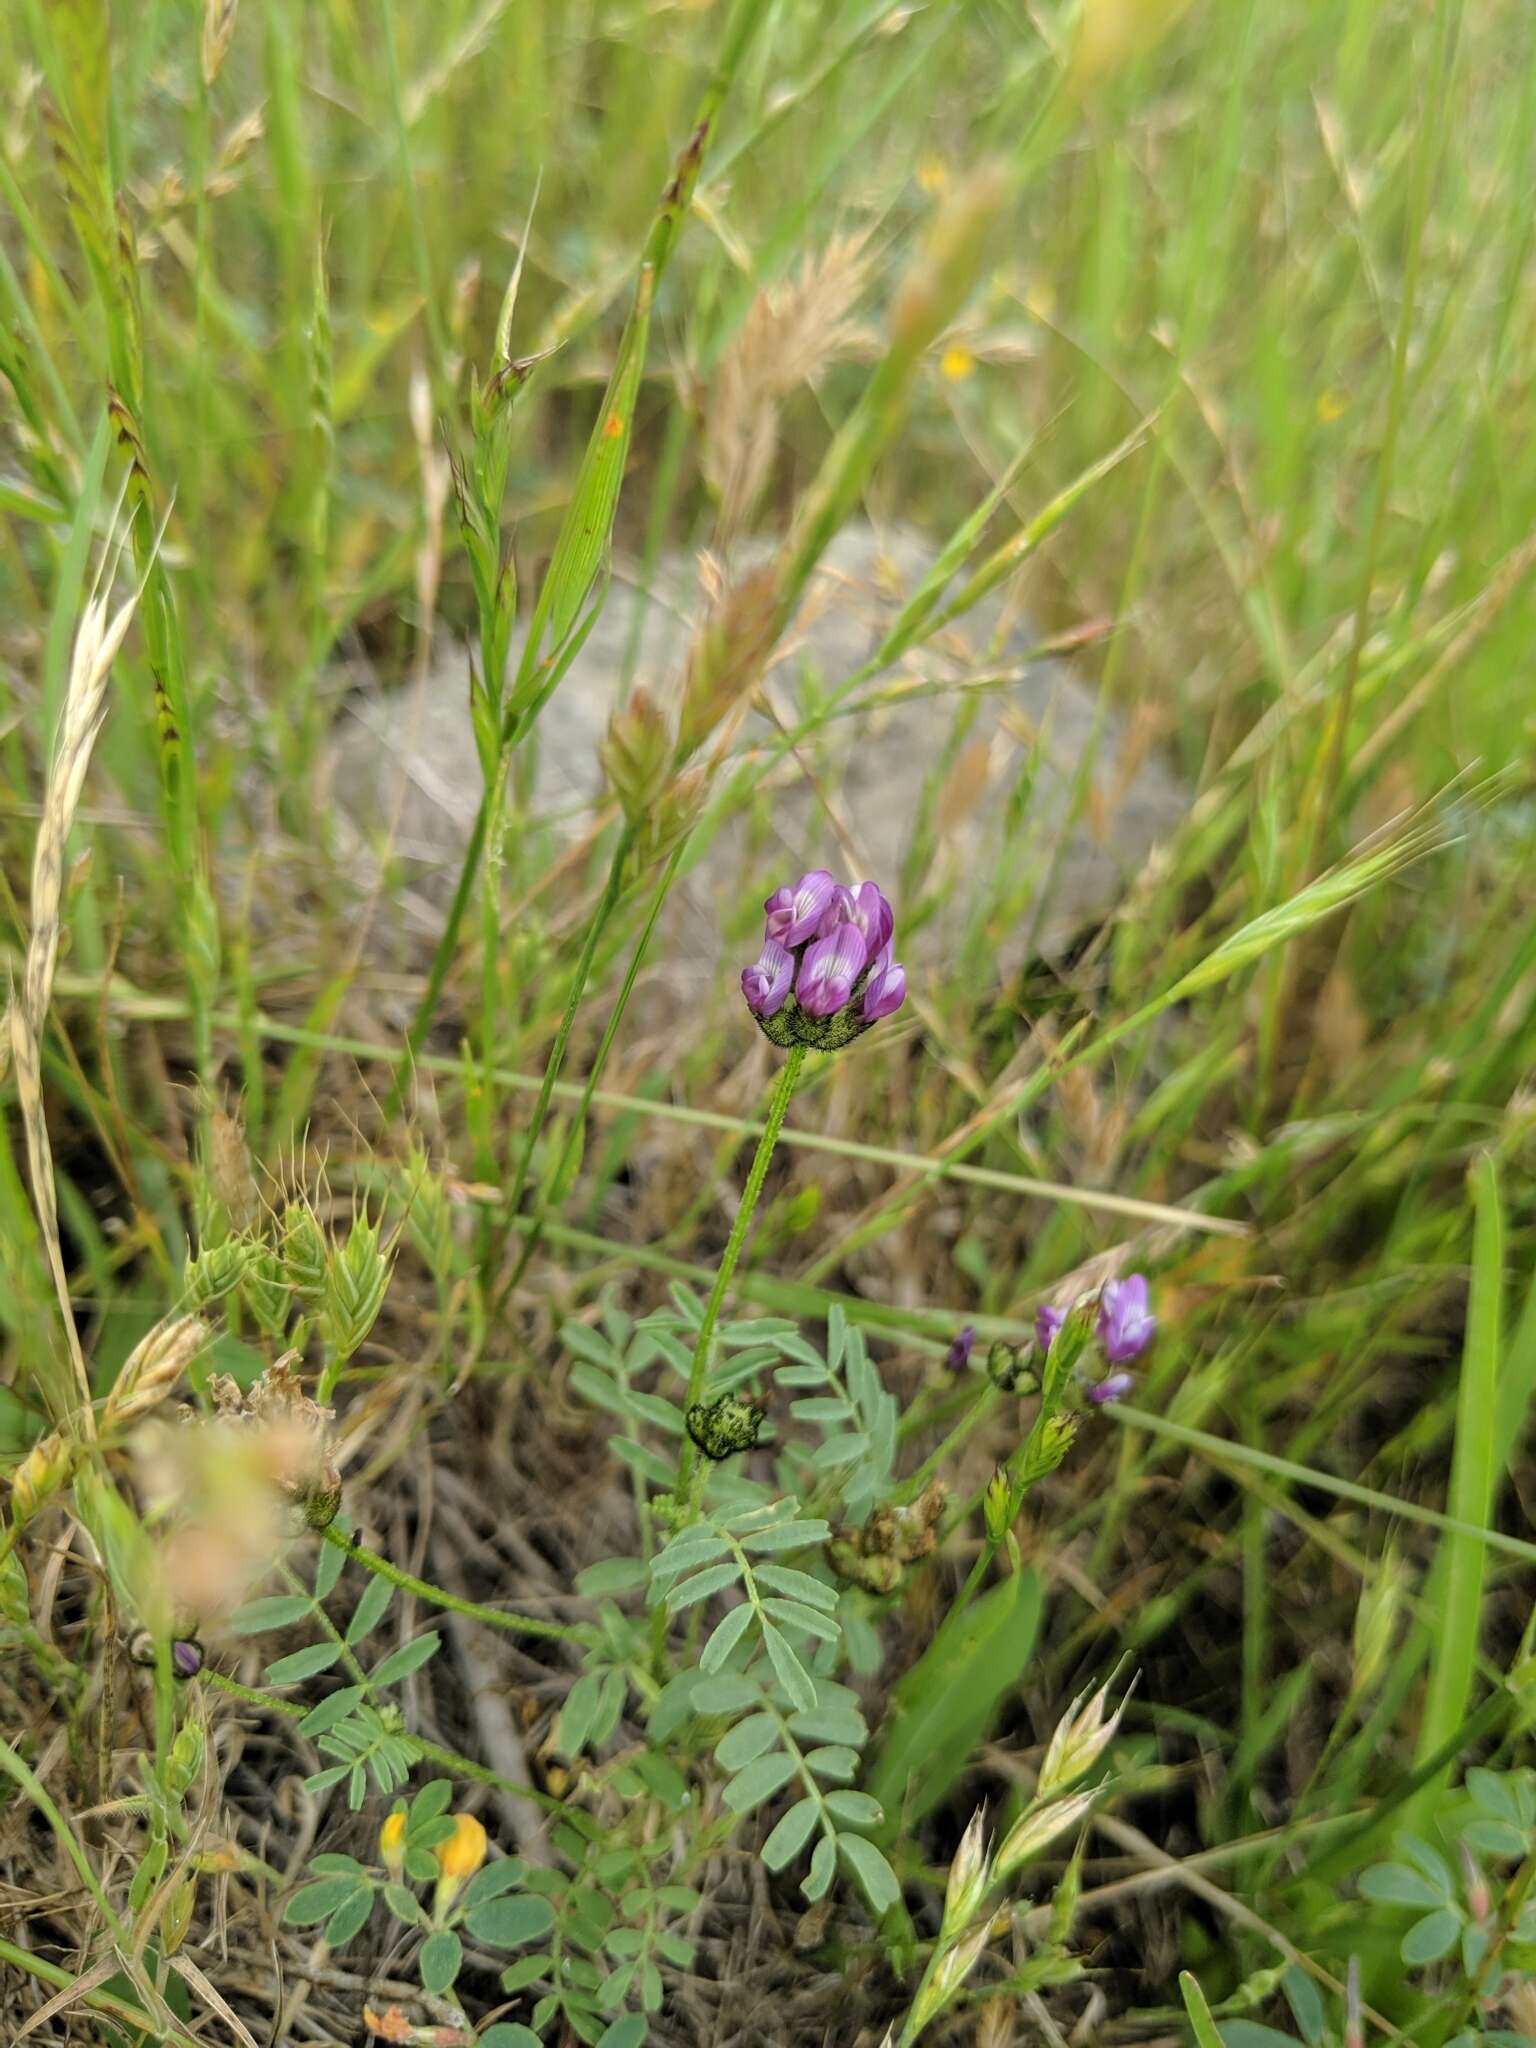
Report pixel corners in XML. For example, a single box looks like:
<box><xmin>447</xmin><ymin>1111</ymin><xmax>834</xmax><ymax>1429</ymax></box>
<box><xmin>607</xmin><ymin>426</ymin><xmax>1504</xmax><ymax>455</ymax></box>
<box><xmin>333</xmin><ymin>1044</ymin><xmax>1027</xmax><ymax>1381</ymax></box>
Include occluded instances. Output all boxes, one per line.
<box><xmin>674</xmin><ymin>1045</ymin><xmax>806</xmax><ymax>1509</ymax></box>
<box><xmin>321</xmin><ymin>1524</ymin><xmax>585</xmax><ymax>1644</ymax></box>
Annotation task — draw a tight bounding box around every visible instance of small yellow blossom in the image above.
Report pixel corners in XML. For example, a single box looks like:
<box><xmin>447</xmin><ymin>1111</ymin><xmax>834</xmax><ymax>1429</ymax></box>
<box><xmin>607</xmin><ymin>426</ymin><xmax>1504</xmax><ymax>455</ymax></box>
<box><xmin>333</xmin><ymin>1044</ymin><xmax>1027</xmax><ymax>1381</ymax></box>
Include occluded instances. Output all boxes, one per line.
<box><xmin>940</xmin><ymin>345</ymin><xmax>975</xmax><ymax>382</ymax></box>
<box><xmin>432</xmin><ymin>1812</ymin><xmax>487</xmax><ymax>1914</ymax></box>
<box><xmin>379</xmin><ymin>1808</ymin><xmax>407</xmax><ymax>1881</ymax></box>
<box><xmin>1317</xmin><ymin>385</ymin><xmax>1349</xmax><ymax>423</ymax></box>
<box><xmin>917</xmin><ymin>155</ymin><xmax>948</xmax><ymax>194</ymax></box>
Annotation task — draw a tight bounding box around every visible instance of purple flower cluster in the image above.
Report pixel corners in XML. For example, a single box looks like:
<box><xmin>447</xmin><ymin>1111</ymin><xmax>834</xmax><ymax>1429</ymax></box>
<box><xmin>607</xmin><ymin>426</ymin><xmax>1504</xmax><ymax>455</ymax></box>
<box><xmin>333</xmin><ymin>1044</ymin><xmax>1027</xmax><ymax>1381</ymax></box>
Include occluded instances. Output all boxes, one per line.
<box><xmin>742</xmin><ymin>871</ymin><xmax>907</xmax><ymax>1050</ymax></box>
<box><xmin>1035</xmin><ymin>1274</ymin><xmax>1157</xmax><ymax>1405</ymax></box>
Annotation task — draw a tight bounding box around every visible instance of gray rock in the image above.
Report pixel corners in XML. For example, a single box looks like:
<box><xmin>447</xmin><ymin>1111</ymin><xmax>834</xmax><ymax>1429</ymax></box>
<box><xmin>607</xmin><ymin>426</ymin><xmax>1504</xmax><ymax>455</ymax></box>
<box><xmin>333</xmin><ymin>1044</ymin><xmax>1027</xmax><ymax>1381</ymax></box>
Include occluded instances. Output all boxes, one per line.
<box><xmin>329</xmin><ymin>524</ymin><xmax>1187</xmax><ymax>992</ymax></box>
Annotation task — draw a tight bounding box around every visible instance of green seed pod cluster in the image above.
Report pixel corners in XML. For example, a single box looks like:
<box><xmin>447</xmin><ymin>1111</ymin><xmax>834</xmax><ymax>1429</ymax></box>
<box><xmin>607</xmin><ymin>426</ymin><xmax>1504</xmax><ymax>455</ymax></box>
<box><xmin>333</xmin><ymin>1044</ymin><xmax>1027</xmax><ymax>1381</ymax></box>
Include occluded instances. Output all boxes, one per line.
<box><xmin>986</xmin><ymin>1341</ymin><xmax>1036</xmax><ymax>1395</ymax></box>
<box><xmin>684</xmin><ymin>1394</ymin><xmax>766</xmax><ymax>1461</ymax></box>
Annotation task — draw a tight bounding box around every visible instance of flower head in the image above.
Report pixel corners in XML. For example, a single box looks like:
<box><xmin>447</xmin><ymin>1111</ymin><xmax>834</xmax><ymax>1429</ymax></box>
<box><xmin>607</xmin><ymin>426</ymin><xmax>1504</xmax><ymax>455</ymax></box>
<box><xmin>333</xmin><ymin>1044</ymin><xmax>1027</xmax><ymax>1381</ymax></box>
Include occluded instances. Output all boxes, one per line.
<box><xmin>741</xmin><ymin>870</ymin><xmax>906</xmax><ymax>1050</ymax></box>
<box><xmin>1097</xmin><ymin>1275</ymin><xmax>1155</xmax><ymax>1364</ymax></box>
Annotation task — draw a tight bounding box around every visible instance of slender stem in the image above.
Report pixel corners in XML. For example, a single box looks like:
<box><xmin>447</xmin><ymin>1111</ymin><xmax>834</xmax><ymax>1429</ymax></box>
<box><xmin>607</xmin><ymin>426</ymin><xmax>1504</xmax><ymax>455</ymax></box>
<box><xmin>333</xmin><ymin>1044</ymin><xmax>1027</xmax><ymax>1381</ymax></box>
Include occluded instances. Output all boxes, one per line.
<box><xmin>382</xmin><ymin>797</ymin><xmax>490</xmax><ymax>1121</ymax></box>
<box><xmin>503</xmin><ymin>835</ymin><xmax>687</xmax><ymax>1302</ymax></box>
<box><xmin>674</xmin><ymin>1045</ymin><xmax>806</xmax><ymax>1507</ymax></box>
<box><xmin>321</xmin><ymin>1524</ymin><xmax>585</xmax><ymax>1644</ymax></box>
<box><xmin>488</xmin><ymin>822</ymin><xmax>639</xmax><ymax>1302</ymax></box>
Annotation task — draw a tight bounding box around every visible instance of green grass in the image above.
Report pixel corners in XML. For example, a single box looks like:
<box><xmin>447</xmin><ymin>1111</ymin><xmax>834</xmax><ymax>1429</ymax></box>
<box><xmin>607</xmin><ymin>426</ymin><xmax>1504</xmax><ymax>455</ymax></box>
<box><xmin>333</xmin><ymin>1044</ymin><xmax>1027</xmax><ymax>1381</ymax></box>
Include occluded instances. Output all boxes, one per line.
<box><xmin>2</xmin><ymin>1</ymin><xmax>1535</xmax><ymax>2044</ymax></box>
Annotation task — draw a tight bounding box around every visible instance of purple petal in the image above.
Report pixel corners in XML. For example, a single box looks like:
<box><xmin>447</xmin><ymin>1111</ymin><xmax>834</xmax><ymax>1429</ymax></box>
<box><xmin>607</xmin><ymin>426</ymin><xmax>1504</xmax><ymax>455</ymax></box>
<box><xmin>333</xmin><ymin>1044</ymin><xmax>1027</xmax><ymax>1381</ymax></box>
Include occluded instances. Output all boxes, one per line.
<box><xmin>845</xmin><ymin>881</ymin><xmax>895</xmax><ymax>953</ymax></box>
<box><xmin>861</xmin><ymin>943</ymin><xmax>907</xmax><ymax>1022</ymax></box>
<box><xmin>795</xmin><ymin>922</ymin><xmax>868</xmax><ymax>1018</ymax></box>
<box><xmin>764</xmin><ymin>870</ymin><xmax>836</xmax><ymax>947</ymax></box>
<box><xmin>1098</xmin><ymin>1274</ymin><xmax>1156</xmax><ymax>1364</ymax></box>
<box><xmin>741</xmin><ymin>938</ymin><xmax>794</xmax><ymax>1018</ymax></box>
<box><xmin>1035</xmin><ymin>1304</ymin><xmax>1065</xmax><ymax>1353</ymax></box>
<box><xmin>1086</xmin><ymin>1372</ymin><xmax>1133</xmax><ymax>1406</ymax></box>
<box><xmin>171</xmin><ymin>1639</ymin><xmax>204</xmax><ymax>1679</ymax></box>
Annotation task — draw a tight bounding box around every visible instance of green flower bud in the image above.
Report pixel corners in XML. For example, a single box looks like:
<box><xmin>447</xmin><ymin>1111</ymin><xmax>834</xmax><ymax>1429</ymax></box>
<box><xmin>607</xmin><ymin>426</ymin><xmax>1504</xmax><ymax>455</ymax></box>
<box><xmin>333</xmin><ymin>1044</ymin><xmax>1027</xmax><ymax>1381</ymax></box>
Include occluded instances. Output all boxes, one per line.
<box><xmin>986</xmin><ymin>1341</ymin><xmax>1035</xmax><ymax>1395</ymax></box>
<box><xmin>684</xmin><ymin>1394</ymin><xmax>766</xmax><ymax>1462</ymax></box>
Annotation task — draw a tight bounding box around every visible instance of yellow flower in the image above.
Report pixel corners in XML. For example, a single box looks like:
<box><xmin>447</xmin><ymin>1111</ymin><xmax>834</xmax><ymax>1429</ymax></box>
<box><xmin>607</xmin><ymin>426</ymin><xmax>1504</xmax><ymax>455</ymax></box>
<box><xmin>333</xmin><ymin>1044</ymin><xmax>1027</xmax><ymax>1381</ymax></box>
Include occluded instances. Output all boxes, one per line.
<box><xmin>432</xmin><ymin>1812</ymin><xmax>487</xmax><ymax>1914</ymax></box>
<box><xmin>917</xmin><ymin>155</ymin><xmax>948</xmax><ymax>194</ymax></box>
<box><xmin>940</xmin><ymin>344</ymin><xmax>975</xmax><ymax>382</ymax></box>
<box><xmin>379</xmin><ymin>1808</ymin><xmax>407</xmax><ymax>1881</ymax></box>
<box><xmin>1317</xmin><ymin>385</ymin><xmax>1349</xmax><ymax>423</ymax></box>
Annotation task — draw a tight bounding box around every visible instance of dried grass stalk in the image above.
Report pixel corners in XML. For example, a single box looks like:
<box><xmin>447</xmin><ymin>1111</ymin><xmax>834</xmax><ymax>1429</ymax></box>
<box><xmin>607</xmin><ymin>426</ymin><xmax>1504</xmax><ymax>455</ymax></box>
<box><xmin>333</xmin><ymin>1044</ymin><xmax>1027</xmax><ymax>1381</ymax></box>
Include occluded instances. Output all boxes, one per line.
<box><xmin>10</xmin><ymin>521</ymin><xmax>143</xmax><ymax>1431</ymax></box>
<box><xmin>703</xmin><ymin>235</ymin><xmax>871</xmax><ymax>542</ymax></box>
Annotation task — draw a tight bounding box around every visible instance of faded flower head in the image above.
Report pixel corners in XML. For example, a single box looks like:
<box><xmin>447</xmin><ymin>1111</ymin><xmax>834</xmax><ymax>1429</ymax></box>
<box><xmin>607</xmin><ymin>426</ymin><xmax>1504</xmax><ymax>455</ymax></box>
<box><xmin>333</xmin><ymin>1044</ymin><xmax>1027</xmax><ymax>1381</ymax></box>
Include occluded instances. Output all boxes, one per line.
<box><xmin>742</xmin><ymin>872</ymin><xmax>906</xmax><ymax>1050</ymax></box>
<box><xmin>1097</xmin><ymin>1274</ymin><xmax>1155</xmax><ymax>1364</ymax></box>
<box><xmin>212</xmin><ymin>1357</ymin><xmax>342</xmax><ymax>1529</ymax></box>
<box><xmin>131</xmin><ymin>1358</ymin><xmax>342</xmax><ymax>1628</ymax></box>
